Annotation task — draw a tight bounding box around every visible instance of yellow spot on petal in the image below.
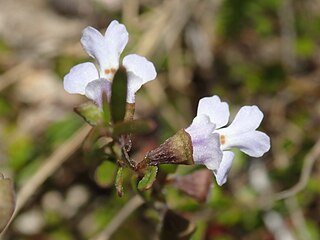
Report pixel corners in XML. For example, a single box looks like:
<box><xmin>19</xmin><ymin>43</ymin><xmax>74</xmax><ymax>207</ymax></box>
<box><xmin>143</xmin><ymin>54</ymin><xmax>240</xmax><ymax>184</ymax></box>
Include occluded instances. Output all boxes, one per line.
<box><xmin>220</xmin><ymin>135</ymin><xmax>225</xmax><ymax>145</ymax></box>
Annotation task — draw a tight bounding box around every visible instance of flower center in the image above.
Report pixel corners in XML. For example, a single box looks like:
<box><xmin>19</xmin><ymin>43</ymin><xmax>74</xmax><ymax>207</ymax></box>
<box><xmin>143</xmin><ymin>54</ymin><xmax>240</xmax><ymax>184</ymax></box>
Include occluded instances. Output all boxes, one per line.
<box><xmin>220</xmin><ymin>135</ymin><xmax>226</xmax><ymax>145</ymax></box>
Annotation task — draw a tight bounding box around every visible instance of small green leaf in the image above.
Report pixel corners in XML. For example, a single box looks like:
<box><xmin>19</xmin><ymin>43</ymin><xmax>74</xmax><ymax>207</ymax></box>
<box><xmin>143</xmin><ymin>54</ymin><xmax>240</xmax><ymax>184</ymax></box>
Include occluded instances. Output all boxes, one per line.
<box><xmin>94</xmin><ymin>161</ymin><xmax>117</xmax><ymax>188</ymax></box>
<box><xmin>0</xmin><ymin>173</ymin><xmax>15</xmax><ymax>233</ymax></box>
<box><xmin>160</xmin><ymin>209</ymin><xmax>195</xmax><ymax>240</ymax></box>
<box><xmin>113</xmin><ymin>119</ymin><xmax>156</xmax><ymax>136</ymax></box>
<box><xmin>74</xmin><ymin>102</ymin><xmax>102</xmax><ymax>126</ymax></box>
<box><xmin>115</xmin><ymin>167</ymin><xmax>124</xmax><ymax>197</ymax></box>
<box><xmin>138</xmin><ymin>166</ymin><xmax>158</xmax><ymax>191</ymax></box>
<box><xmin>131</xmin><ymin>176</ymin><xmax>151</xmax><ymax>201</ymax></box>
<box><xmin>110</xmin><ymin>67</ymin><xmax>127</xmax><ymax>123</ymax></box>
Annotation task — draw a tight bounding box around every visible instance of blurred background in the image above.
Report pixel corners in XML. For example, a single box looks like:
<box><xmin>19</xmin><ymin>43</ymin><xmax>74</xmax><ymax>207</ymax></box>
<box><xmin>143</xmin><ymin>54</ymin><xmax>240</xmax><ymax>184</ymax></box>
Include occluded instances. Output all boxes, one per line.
<box><xmin>1</xmin><ymin>0</ymin><xmax>320</xmax><ymax>239</ymax></box>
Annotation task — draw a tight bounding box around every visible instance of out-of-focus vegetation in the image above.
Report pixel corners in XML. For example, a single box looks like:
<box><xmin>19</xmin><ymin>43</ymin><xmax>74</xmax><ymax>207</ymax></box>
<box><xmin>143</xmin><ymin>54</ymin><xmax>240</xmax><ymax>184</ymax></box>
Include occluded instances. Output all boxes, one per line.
<box><xmin>0</xmin><ymin>0</ymin><xmax>320</xmax><ymax>239</ymax></box>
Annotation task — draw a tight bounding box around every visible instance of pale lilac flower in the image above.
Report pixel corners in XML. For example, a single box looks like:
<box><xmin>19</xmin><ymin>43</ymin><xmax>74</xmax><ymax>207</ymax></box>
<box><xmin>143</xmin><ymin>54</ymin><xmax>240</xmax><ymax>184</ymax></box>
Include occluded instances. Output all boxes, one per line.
<box><xmin>197</xmin><ymin>95</ymin><xmax>271</xmax><ymax>185</ymax></box>
<box><xmin>63</xmin><ymin>20</ymin><xmax>157</xmax><ymax>107</ymax></box>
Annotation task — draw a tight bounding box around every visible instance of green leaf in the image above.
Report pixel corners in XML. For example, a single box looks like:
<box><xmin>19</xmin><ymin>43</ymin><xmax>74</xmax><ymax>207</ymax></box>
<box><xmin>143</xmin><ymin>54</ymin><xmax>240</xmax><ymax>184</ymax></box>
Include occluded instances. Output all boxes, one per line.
<box><xmin>74</xmin><ymin>102</ymin><xmax>103</xmax><ymax>126</ymax></box>
<box><xmin>113</xmin><ymin>119</ymin><xmax>156</xmax><ymax>136</ymax></box>
<box><xmin>138</xmin><ymin>166</ymin><xmax>158</xmax><ymax>191</ymax></box>
<box><xmin>0</xmin><ymin>173</ymin><xmax>15</xmax><ymax>233</ymax></box>
<box><xmin>160</xmin><ymin>209</ymin><xmax>195</xmax><ymax>240</ymax></box>
<box><xmin>110</xmin><ymin>67</ymin><xmax>127</xmax><ymax>123</ymax></box>
<box><xmin>115</xmin><ymin>167</ymin><xmax>124</xmax><ymax>197</ymax></box>
<box><xmin>94</xmin><ymin>161</ymin><xmax>117</xmax><ymax>188</ymax></box>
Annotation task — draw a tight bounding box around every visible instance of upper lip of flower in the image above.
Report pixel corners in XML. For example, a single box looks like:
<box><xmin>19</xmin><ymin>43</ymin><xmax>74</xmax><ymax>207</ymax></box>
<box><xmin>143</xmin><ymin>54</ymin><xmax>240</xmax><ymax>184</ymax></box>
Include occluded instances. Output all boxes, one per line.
<box><xmin>63</xmin><ymin>20</ymin><xmax>157</xmax><ymax>106</ymax></box>
<box><xmin>80</xmin><ymin>20</ymin><xmax>129</xmax><ymax>81</ymax></box>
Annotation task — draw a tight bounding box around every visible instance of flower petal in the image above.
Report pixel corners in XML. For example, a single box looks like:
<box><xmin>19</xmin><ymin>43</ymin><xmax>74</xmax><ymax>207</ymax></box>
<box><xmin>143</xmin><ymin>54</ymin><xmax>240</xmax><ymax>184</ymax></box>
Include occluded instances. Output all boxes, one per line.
<box><xmin>123</xmin><ymin>54</ymin><xmax>157</xmax><ymax>103</ymax></box>
<box><xmin>85</xmin><ymin>79</ymin><xmax>112</xmax><ymax>108</ymax></box>
<box><xmin>123</xmin><ymin>54</ymin><xmax>157</xmax><ymax>83</ymax></box>
<box><xmin>104</xmin><ymin>20</ymin><xmax>129</xmax><ymax>57</ymax></box>
<box><xmin>63</xmin><ymin>62</ymin><xmax>99</xmax><ymax>95</ymax></box>
<box><xmin>227</xmin><ymin>106</ymin><xmax>264</xmax><ymax>134</ymax></box>
<box><xmin>81</xmin><ymin>27</ymin><xmax>110</xmax><ymax>69</ymax></box>
<box><xmin>219</xmin><ymin>130</ymin><xmax>271</xmax><ymax>157</ymax></box>
<box><xmin>214</xmin><ymin>151</ymin><xmax>234</xmax><ymax>186</ymax></box>
<box><xmin>197</xmin><ymin>95</ymin><xmax>230</xmax><ymax>129</ymax></box>
<box><xmin>125</xmin><ymin>72</ymin><xmax>143</xmax><ymax>103</ymax></box>
<box><xmin>185</xmin><ymin>115</ymin><xmax>223</xmax><ymax>172</ymax></box>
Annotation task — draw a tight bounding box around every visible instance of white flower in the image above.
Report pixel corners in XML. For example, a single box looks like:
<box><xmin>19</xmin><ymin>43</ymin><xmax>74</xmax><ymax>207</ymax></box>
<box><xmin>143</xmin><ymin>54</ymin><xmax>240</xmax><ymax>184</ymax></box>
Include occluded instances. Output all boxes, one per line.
<box><xmin>197</xmin><ymin>95</ymin><xmax>271</xmax><ymax>186</ymax></box>
<box><xmin>63</xmin><ymin>20</ymin><xmax>157</xmax><ymax>107</ymax></box>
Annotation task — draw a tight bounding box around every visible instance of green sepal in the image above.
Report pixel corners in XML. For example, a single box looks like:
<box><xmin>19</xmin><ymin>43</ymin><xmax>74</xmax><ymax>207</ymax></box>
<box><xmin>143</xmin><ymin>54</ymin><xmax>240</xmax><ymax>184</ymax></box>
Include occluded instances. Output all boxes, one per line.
<box><xmin>0</xmin><ymin>173</ymin><xmax>15</xmax><ymax>233</ymax></box>
<box><xmin>74</xmin><ymin>101</ymin><xmax>103</xmax><ymax>126</ymax></box>
<box><xmin>94</xmin><ymin>161</ymin><xmax>117</xmax><ymax>188</ymax></box>
<box><xmin>113</xmin><ymin>119</ymin><xmax>155</xmax><ymax>136</ymax></box>
<box><xmin>110</xmin><ymin>66</ymin><xmax>127</xmax><ymax>123</ymax></box>
<box><xmin>138</xmin><ymin>166</ymin><xmax>158</xmax><ymax>191</ymax></box>
<box><xmin>115</xmin><ymin>167</ymin><xmax>124</xmax><ymax>197</ymax></box>
<box><xmin>145</xmin><ymin>129</ymin><xmax>194</xmax><ymax>166</ymax></box>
